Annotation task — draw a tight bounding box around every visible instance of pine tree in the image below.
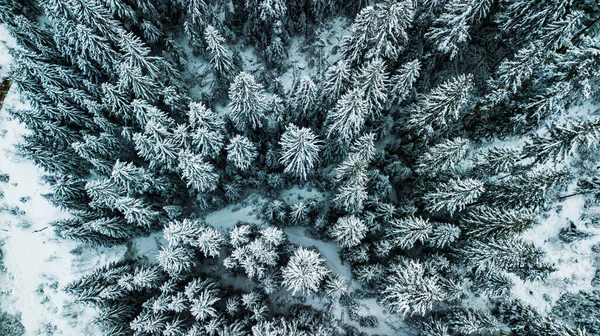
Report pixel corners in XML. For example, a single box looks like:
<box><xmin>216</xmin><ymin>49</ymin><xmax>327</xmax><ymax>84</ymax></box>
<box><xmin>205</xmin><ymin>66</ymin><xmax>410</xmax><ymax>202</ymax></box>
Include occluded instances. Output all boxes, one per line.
<box><xmin>324</xmin><ymin>274</ymin><xmax>348</xmax><ymax>302</ymax></box>
<box><xmin>406</xmin><ymin>74</ymin><xmax>473</xmax><ymax>137</ymax></box>
<box><xmin>461</xmin><ymin>206</ymin><xmax>537</xmax><ymax>238</ymax></box>
<box><xmin>322</xmin><ymin>60</ymin><xmax>351</xmax><ymax>104</ymax></box>
<box><xmin>426</xmin><ymin>0</ymin><xmax>473</xmax><ymax>58</ymax></box>
<box><xmin>387</xmin><ymin>216</ymin><xmax>432</xmax><ymax>250</ymax></box>
<box><xmin>204</xmin><ymin>25</ymin><xmax>234</xmax><ymax>76</ymax></box>
<box><xmin>226</xmin><ymin>135</ymin><xmax>258</xmax><ymax>171</ymax></box>
<box><xmin>279</xmin><ymin>124</ymin><xmax>321</xmax><ymax>180</ymax></box>
<box><xmin>330</xmin><ymin>215</ymin><xmax>368</xmax><ymax>248</ymax></box>
<box><xmin>490</xmin><ymin>167</ymin><xmax>570</xmax><ymax>209</ymax></box>
<box><xmin>258</xmin><ymin>0</ymin><xmax>287</xmax><ymax>21</ymax></box>
<box><xmin>416</xmin><ymin>137</ymin><xmax>470</xmax><ymax>174</ymax></box>
<box><xmin>114</xmin><ymin>196</ymin><xmax>159</xmax><ymax>228</ymax></box>
<box><xmin>462</xmin><ymin>238</ymin><xmax>554</xmax><ymax>280</ymax></box>
<box><xmin>333</xmin><ymin>181</ymin><xmax>368</xmax><ymax>214</ymax></box>
<box><xmin>157</xmin><ymin>245</ymin><xmax>195</xmax><ymax>278</ymax></box>
<box><xmin>354</xmin><ymin>58</ymin><xmax>388</xmax><ymax>113</ymax></box>
<box><xmin>187</xmin><ymin>102</ymin><xmax>226</xmax><ymax>159</ymax></box>
<box><xmin>290</xmin><ymin>75</ymin><xmax>318</xmax><ymax>121</ymax></box>
<box><xmin>342</xmin><ymin>0</ymin><xmax>415</xmax><ymax>63</ymax></box>
<box><xmin>485</xmin><ymin>44</ymin><xmax>544</xmax><ymax>107</ymax></box>
<box><xmin>110</xmin><ymin>160</ymin><xmax>153</xmax><ymax>195</ymax></box>
<box><xmin>424</xmin><ymin>178</ymin><xmax>485</xmax><ymax>216</ymax></box>
<box><xmin>382</xmin><ymin>258</ymin><xmax>444</xmax><ymax>316</ymax></box>
<box><xmin>390</xmin><ymin>59</ymin><xmax>420</xmax><ymax>104</ymax></box>
<box><xmin>428</xmin><ymin>223</ymin><xmax>461</xmax><ymax>248</ymax></box>
<box><xmin>227</xmin><ymin>72</ymin><xmax>269</xmax><ymax>130</ymax></box>
<box><xmin>282</xmin><ymin>247</ymin><xmax>329</xmax><ymax>295</ymax></box>
<box><xmin>325</xmin><ymin>88</ymin><xmax>369</xmax><ymax>144</ymax></box>
<box><xmin>524</xmin><ymin>117</ymin><xmax>600</xmax><ymax>162</ymax></box>
<box><xmin>178</xmin><ymin>150</ymin><xmax>219</xmax><ymax>193</ymax></box>
<box><xmin>476</xmin><ymin>146</ymin><xmax>523</xmax><ymax>174</ymax></box>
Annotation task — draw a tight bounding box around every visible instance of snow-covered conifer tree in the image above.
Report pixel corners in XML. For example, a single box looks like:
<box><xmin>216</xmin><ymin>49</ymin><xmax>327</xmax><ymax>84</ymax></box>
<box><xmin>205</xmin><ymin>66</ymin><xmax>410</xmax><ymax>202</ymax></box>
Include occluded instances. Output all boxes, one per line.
<box><xmin>476</xmin><ymin>146</ymin><xmax>523</xmax><ymax>174</ymax></box>
<box><xmin>382</xmin><ymin>259</ymin><xmax>444</xmax><ymax>316</ymax></box>
<box><xmin>157</xmin><ymin>245</ymin><xmax>195</xmax><ymax>278</ymax></box>
<box><xmin>342</xmin><ymin>0</ymin><xmax>414</xmax><ymax>63</ymax></box>
<box><xmin>424</xmin><ymin>178</ymin><xmax>485</xmax><ymax>216</ymax></box>
<box><xmin>387</xmin><ymin>216</ymin><xmax>432</xmax><ymax>250</ymax></box>
<box><xmin>428</xmin><ymin>223</ymin><xmax>460</xmax><ymax>248</ymax></box>
<box><xmin>226</xmin><ymin>135</ymin><xmax>258</xmax><ymax>171</ymax></box>
<box><xmin>279</xmin><ymin>124</ymin><xmax>321</xmax><ymax>180</ymax></box>
<box><xmin>354</xmin><ymin>58</ymin><xmax>388</xmax><ymax>113</ymax></box>
<box><xmin>407</xmin><ymin>74</ymin><xmax>473</xmax><ymax>136</ymax></box>
<box><xmin>330</xmin><ymin>215</ymin><xmax>368</xmax><ymax>248</ymax></box>
<box><xmin>187</xmin><ymin>102</ymin><xmax>226</xmax><ymax>159</ymax></box>
<box><xmin>324</xmin><ymin>274</ymin><xmax>348</xmax><ymax>302</ymax></box>
<box><xmin>204</xmin><ymin>25</ymin><xmax>234</xmax><ymax>76</ymax></box>
<box><xmin>462</xmin><ymin>238</ymin><xmax>553</xmax><ymax>280</ymax></box>
<box><xmin>322</xmin><ymin>60</ymin><xmax>351</xmax><ymax>104</ymax></box>
<box><xmin>426</xmin><ymin>0</ymin><xmax>473</xmax><ymax>58</ymax></box>
<box><xmin>390</xmin><ymin>59</ymin><xmax>420</xmax><ymax>104</ymax></box>
<box><xmin>325</xmin><ymin>89</ymin><xmax>369</xmax><ymax>144</ymax></box>
<box><xmin>178</xmin><ymin>150</ymin><xmax>219</xmax><ymax>193</ymax></box>
<box><xmin>461</xmin><ymin>206</ymin><xmax>537</xmax><ymax>238</ymax></box>
<box><xmin>227</xmin><ymin>72</ymin><xmax>269</xmax><ymax>130</ymax></box>
<box><xmin>416</xmin><ymin>137</ymin><xmax>470</xmax><ymax>174</ymax></box>
<box><xmin>524</xmin><ymin>118</ymin><xmax>600</xmax><ymax>162</ymax></box>
<box><xmin>334</xmin><ymin>182</ymin><xmax>368</xmax><ymax>214</ymax></box>
<box><xmin>282</xmin><ymin>247</ymin><xmax>329</xmax><ymax>295</ymax></box>
<box><xmin>290</xmin><ymin>75</ymin><xmax>318</xmax><ymax>121</ymax></box>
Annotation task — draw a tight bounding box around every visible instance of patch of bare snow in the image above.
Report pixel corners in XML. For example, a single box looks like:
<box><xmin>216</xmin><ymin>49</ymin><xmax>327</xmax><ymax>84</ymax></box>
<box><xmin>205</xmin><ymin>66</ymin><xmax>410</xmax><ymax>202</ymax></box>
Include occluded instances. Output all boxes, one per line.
<box><xmin>204</xmin><ymin>197</ymin><xmax>264</xmax><ymax>232</ymax></box>
<box><xmin>515</xmin><ymin>192</ymin><xmax>600</xmax><ymax>312</ymax></box>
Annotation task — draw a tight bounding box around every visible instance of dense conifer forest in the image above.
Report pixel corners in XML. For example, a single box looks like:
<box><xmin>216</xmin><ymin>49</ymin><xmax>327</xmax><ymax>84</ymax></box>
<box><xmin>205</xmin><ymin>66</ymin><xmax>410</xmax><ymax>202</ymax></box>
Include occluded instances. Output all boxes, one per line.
<box><xmin>1</xmin><ymin>0</ymin><xmax>600</xmax><ymax>335</ymax></box>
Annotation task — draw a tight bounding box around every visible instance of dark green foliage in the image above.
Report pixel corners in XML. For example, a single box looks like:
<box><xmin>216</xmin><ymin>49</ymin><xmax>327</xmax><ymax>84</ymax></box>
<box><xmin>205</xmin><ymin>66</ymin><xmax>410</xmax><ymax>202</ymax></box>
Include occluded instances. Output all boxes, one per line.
<box><xmin>498</xmin><ymin>299</ymin><xmax>587</xmax><ymax>336</ymax></box>
<box><xmin>552</xmin><ymin>290</ymin><xmax>600</xmax><ymax>334</ymax></box>
<box><xmin>0</xmin><ymin>311</ymin><xmax>25</xmax><ymax>336</ymax></box>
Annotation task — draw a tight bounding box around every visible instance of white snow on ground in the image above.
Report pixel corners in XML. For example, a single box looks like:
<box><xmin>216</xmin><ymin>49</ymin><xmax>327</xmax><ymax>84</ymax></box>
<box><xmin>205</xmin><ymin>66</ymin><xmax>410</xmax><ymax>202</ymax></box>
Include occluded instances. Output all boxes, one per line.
<box><xmin>280</xmin><ymin>185</ymin><xmax>323</xmax><ymax>204</ymax></box>
<box><xmin>279</xmin><ymin>17</ymin><xmax>350</xmax><ymax>93</ymax></box>
<box><xmin>515</xmin><ymin>192</ymin><xmax>600</xmax><ymax>313</ymax></box>
<box><xmin>204</xmin><ymin>196</ymin><xmax>264</xmax><ymax>232</ymax></box>
<box><xmin>0</xmin><ymin>26</ymin><xmax>126</xmax><ymax>335</ymax></box>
